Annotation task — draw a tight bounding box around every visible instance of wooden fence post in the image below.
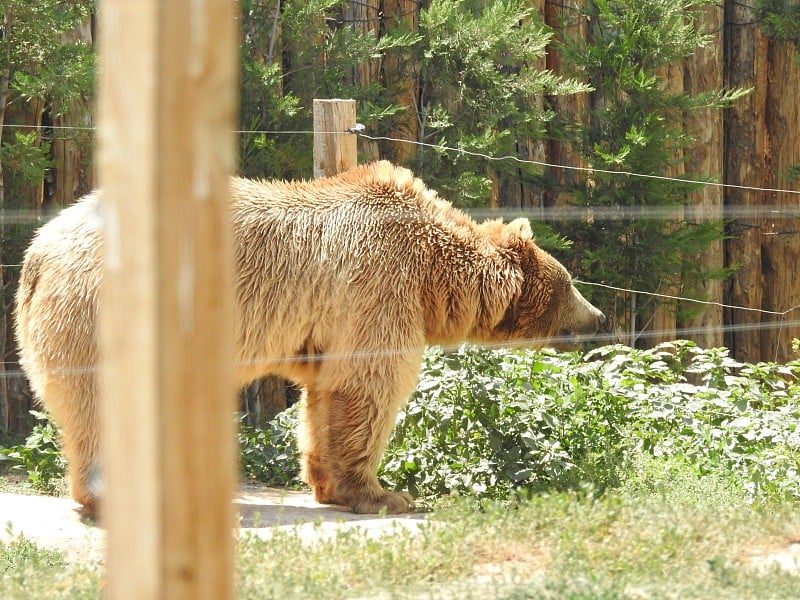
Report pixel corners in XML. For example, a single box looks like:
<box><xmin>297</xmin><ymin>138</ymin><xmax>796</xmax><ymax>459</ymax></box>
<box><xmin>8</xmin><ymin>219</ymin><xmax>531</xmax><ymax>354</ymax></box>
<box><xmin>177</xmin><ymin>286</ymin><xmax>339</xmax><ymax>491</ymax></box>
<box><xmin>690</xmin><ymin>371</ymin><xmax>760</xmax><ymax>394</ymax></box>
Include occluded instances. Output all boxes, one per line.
<box><xmin>313</xmin><ymin>99</ymin><xmax>358</xmax><ymax>178</ymax></box>
<box><xmin>98</xmin><ymin>0</ymin><xmax>238</xmax><ymax>598</ymax></box>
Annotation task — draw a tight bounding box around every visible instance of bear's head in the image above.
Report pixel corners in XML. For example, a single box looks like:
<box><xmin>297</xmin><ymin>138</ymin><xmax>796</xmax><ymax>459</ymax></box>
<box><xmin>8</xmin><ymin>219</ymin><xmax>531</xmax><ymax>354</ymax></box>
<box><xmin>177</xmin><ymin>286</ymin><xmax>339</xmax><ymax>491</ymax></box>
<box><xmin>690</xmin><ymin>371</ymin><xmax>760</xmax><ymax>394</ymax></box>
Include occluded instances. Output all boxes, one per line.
<box><xmin>488</xmin><ymin>218</ymin><xmax>605</xmax><ymax>349</ymax></box>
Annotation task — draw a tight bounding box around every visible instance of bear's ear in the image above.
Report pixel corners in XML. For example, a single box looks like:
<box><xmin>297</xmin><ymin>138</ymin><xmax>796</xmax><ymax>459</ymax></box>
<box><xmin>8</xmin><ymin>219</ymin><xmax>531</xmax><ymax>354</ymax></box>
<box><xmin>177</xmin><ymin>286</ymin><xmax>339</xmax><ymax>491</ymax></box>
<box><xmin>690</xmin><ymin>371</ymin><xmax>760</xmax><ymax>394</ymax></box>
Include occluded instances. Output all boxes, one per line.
<box><xmin>506</xmin><ymin>218</ymin><xmax>533</xmax><ymax>242</ymax></box>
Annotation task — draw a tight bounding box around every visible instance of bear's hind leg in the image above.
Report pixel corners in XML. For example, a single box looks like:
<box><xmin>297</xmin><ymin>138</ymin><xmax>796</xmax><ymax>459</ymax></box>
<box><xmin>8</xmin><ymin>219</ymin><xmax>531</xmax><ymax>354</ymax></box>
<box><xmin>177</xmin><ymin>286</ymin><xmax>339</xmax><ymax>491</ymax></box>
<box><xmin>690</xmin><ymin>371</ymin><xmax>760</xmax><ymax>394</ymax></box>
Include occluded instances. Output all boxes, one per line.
<box><xmin>61</xmin><ymin>425</ymin><xmax>100</xmax><ymax>515</ymax></box>
<box><xmin>42</xmin><ymin>376</ymin><xmax>100</xmax><ymax>515</ymax></box>
<box><xmin>297</xmin><ymin>387</ymin><xmax>336</xmax><ymax>503</ymax></box>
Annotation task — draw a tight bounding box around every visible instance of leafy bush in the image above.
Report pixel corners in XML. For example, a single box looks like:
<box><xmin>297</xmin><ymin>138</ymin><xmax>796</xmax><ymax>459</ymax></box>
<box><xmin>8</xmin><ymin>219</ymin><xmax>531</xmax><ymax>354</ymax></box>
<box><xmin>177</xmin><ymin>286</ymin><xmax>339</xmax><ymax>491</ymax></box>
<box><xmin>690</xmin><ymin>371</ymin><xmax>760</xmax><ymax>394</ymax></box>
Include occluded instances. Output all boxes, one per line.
<box><xmin>240</xmin><ymin>342</ymin><xmax>800</xmax><ymax>506</ymax></box>
<box><xmin>381</xmin><ymin>347</ymin><xmax>632</xmax><ymax>501</ymax></box>
<box><xmin>0</xmin><ymin>411</ymin><xmax>66</xmax><ymax>493</ymax></box>
<box><xmin>5</xmin><ymin>344</ymin><xmax>798</xmax><ymax>507</ymax></box>
<box><xmin>239</xmin><ymin>405</ymin><xmax>302</xmax><ymax>487</ymax></box>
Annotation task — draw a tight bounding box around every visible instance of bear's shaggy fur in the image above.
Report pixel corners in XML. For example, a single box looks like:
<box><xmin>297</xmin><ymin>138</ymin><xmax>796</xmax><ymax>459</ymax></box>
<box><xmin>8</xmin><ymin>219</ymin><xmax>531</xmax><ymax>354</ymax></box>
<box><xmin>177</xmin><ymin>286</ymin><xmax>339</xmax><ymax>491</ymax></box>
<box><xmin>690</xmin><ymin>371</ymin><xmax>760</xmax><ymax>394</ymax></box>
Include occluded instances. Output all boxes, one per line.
<box><xmin>15</xmin><ymin>161</ymin><xmax>604</xmax><ymax>515</ymax></box>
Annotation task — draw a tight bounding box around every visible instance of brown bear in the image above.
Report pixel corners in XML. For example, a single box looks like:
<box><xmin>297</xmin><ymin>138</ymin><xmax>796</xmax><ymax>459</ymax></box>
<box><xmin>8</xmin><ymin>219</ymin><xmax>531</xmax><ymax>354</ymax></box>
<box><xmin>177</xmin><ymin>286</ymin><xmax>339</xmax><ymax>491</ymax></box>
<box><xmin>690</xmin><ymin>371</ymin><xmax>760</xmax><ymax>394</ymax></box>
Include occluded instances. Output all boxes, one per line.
<box><xmin>15</xmin><ymin>161</ymin><xmax>604</xmax><ymax>515</ymax></box>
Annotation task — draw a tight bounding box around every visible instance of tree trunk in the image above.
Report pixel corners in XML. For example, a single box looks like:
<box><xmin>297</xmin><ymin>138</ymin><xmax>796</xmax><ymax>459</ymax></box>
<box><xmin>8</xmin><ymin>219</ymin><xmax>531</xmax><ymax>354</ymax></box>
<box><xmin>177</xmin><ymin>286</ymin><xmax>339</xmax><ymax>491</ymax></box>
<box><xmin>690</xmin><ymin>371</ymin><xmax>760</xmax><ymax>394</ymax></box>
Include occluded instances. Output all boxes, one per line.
<box><xmin>758</xmin><ymin>39</ymin><xmax>800</xmax><ymax>362</ymax></box>
<box><xmin>51</xmin><ymin>20</ymin><xmax>95</xmax><ymax>207</ymax></box>
<box><xmin>543</xmin><ymin>0</ymin><xmax>590</xmax><ymax>210</ymax></box>
<box><xmin>724</xmin><ymin>1</ymin><xmax>769</xmax><ymax>363</ymax></box>
<box><xmin>381</xmin><ymin>0</ymin><xmax>421</xmax><ymax>164</ymax></box>
<box><xmin>0</xmin><ymin>14</ymin><xmax>12</xmax><ymax>432</ymax></box>
<box><xmin>681</xmin><ymin>4</ymin><xmax>725</xmax><ymax>350</ymax></box>
<box><xmin>342</xmin><ymin>0</ymin><xmax>381</xmax><ymax>162</ymax></box>
<box><xmin>649</xmin><ymin>61</ymin><xmax>684</xmax><ymax>347</ymax></box>
<box><xmin>492</xmin><ymin>1</ymin><xmax>547</xmax><ymax>212</ymax></box>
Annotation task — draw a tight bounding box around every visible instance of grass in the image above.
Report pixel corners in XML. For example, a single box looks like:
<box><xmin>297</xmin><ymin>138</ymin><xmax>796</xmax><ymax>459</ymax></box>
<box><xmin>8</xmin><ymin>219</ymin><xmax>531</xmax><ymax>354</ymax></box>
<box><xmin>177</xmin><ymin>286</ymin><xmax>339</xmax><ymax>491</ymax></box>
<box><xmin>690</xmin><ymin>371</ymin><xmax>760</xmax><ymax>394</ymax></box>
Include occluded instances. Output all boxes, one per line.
<box><xmin>234</xmin><ymin>461</ymin><xmax>800</xmax><ymax>599</ymax></box>
<box><xmin>3</xmin><ymin>458</ymin><xmax>799</xmax><ymax>599</ymax></box>
<box><xmin>0</xmin><ymin>529</ymin><xmax>102</xmax><ymax>600</ymax></box>
<box><xmin>3</xmin><ymin>344</ymin><xmax>799</xmax><ymax>596</ymax></box>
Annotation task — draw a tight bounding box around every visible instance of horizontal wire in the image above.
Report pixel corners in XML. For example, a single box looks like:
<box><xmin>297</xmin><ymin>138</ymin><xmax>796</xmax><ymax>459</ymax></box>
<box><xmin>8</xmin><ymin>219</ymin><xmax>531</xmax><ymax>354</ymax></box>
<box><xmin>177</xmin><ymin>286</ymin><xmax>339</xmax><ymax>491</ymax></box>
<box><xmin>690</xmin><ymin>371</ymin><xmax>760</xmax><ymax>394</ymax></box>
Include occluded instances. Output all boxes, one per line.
<box><xmin>2</xmin><ymin>122</ymin><xmax>799</xmax><ymax>197</ymax></box>
<box><xmin>4</xmin><ymin>315</ymin><xmax>800</xmax><ymax>379</ymax></box>
<box><xmin>575</xmin><ymin>280</ymin><xmax>800</xmax><ymax>317</ymax></box>
<box><xmin>356</xmin><ymin>132</ymin><xmax>800</xmax><ymax>196</ymax></box>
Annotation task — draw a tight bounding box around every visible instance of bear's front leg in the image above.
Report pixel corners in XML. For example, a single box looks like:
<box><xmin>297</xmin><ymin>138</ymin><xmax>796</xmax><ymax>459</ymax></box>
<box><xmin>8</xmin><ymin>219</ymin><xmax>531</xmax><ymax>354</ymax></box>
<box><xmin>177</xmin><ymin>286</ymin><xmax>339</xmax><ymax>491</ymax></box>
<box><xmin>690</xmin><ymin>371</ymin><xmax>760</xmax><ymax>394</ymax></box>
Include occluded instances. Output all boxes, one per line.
<box><xmin>325</xmin><ymin>389</ymin><xmax>414</xmax><ymax>514</ymax></box>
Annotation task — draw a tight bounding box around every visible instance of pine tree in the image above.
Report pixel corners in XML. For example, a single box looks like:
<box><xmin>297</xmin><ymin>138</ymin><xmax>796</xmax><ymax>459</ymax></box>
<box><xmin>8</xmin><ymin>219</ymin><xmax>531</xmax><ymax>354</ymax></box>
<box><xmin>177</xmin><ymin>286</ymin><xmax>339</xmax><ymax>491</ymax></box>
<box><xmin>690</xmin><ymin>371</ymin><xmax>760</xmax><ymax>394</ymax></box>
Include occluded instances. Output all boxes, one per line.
<box><xmin>547</xmin><ymin>0</ymin><xmax>747</xmax><ymax>345</ymax></box>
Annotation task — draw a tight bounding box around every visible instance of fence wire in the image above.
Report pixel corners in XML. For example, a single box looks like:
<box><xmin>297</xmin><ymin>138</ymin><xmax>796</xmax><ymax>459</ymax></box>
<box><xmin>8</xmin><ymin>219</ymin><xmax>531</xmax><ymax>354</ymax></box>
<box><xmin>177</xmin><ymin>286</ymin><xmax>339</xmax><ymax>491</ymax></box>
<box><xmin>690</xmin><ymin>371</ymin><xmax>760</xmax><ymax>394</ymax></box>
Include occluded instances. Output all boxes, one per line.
<box><xmin>2</xmin><ymin>123</ymin><xmax>800</xmax><ymax>365</ymax></box>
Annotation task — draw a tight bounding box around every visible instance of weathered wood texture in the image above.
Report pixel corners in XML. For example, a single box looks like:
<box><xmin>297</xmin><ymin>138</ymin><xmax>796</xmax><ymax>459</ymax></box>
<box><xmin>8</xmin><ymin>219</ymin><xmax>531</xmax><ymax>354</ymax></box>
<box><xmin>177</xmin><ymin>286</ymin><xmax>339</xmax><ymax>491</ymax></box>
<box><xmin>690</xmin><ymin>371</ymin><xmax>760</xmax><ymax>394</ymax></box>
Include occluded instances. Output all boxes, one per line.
<box><xmin>724</xmin><ymin>3</ymin><xmax>769</xmax><ymax>364</ymax></box>
<box><xmin>98</xmin><ymin>0</ymin><xmax>238</xmax><ymax>598</ymax></box>
<box><xmin>542</xmin><ymin>0</ymin><xmax>589</xmax><ymax>212</ymax></box>
<box><xmin>313</xmin><ymin>98</ymin><xmax>358</xmax><ymax>177</ymax></box>
<box><xmin>682</xmin><ymin>4</ymin><xmax>725</xmax><ymax>350</ymax></box>
<box><xmin>52</xmin><ymin>20</ymin><xmax>96</xmax><ymax>207</ymax></box>
<box><xmin>342</xmin><ymin>0</ymin><xmax>381</xmax><ymax>162</ymax></box>
<box><xmin>758</xmin><ymin>39</ymin><xmax>800</xmax><ymax>362</ymax></box>
<box><xmin>314</xmin><ymin>98</ymin><xmax>358</xmax><ymax>177</ymax></box>
<box><xmin>649</xmin><ymin>61</ymin><xmax>685</xmax><ymax>346</ymax></box>
<box><xmin>381</xmin><ymin>0</ymin><xmax>421</xmax><ymax>164</ymax></box>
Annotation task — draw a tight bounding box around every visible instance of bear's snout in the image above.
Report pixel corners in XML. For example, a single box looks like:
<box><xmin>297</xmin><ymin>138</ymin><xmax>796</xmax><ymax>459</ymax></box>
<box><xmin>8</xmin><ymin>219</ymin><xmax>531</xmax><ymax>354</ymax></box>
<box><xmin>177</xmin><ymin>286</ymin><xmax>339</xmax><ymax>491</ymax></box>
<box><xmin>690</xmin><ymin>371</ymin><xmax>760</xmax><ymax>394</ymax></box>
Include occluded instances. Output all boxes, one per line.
<box><xmin>566</xmin><ymin>285</ymin><xmax>606</xmax><ymax>337</ymax></box>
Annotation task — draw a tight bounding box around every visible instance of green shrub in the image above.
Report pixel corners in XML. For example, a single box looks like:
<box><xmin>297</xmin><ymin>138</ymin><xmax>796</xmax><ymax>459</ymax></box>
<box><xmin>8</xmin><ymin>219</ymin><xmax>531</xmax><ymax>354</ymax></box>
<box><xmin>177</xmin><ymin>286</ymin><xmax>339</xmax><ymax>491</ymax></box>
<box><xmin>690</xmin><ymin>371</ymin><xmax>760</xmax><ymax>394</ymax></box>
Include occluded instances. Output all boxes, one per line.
<box><xmin>5</xmin><ymin>344</ymin><xmax>798</xmax><ymax>507</ymax></box>
<box><xmin>239</xmin><ymin>404</ymin><xmax>302</xmax><ymax>486</ymax></box>
<box><xmin>0</xmin><ymin>411</ymin><xmax>66</xmax><ymax>493</ymax></box>
<box><xmin>381</xmin><ymin>347</ymin><xmax>631</xmax><ymax>501</ymax></box>
<box><xmin>243</xmin><ymin>341</ymin><xmax>800</xmax><ymax>506</ymax></box>
<box><xmin>383</xmin><ymin>342</ymin><xmax>800</xmax><ymax>505</ymax></box>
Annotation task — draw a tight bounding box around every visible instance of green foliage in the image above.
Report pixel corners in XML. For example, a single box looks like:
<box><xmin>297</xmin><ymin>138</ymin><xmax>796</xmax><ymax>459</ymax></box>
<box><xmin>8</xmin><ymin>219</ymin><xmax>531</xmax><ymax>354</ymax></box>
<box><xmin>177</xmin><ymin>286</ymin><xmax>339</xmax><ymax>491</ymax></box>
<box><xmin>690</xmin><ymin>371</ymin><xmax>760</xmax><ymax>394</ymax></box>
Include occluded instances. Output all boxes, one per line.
<box><xmin>755</xmin><ymin>0</ymin><xmax>800</xmax><ymax>45</ymax></box>
<box><xmin>405</xmin><ymin>0</ymin><xmax>589</xmax><ymax>205</ymax></box>
<box><xmin>0</xmin><ymin>411</ymin><xmax>65</xmax><ymax>493</ymax></box>
<box><xmin>382</xmin><ymin>347</ymin><xmax>630</xmax><ymax>501</ymax></box>
<box><xmin>0</xmin><ymin>0</ymin><xmax>96</xmax><ymax>156</ymax></box>
<box><xmin>240</xmin><ymin>343</ymin><xmax>800</xmax><ymax>507</ymax></box>
<box><xmin>546</xmin><ymin>0</ymin><xmax>746</xmax><ymax>338</ymax></box>
<box><xmin>239</xmin><ymin>405</ymin><xmax>301</xmax><ymax>486</ymax></box>
<box><xmin>1</xmin><ymin>528</ymin><xmax>101</xmax><ymax>599</ymax></box>
<box><xmin>238</xmin><ymin>0</ymin><xmax>418</xmax><ymax>180</ymax></box>
<box><xmin>0</xmin><ymin>131</ymin><xmax>53</xmax><ymax>190</ymax></box>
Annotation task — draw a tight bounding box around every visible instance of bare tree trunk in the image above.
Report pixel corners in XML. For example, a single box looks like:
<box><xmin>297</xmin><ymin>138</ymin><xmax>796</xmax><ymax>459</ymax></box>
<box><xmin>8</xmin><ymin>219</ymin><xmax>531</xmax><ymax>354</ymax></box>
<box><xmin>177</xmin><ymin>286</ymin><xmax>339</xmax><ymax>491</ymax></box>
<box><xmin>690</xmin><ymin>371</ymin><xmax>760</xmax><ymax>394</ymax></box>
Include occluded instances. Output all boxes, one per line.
<box><xmin>543</xmin><ymin>0</ymin><xmax>590</xmax><ymax>211</ymax></box>
<box><xmin>681</xmin><ymin>4</ymin><xmax>725</xmax><ymax>350</ymax></box>
<box><xmin>758</xmin><ymin>39</ymin><xmax>800</xmax><ymax>362</ymax></box>
<box><xmin>51</xmin><ymin>20</ymin><xmax>95</xmax><ymax>207</ymax></box>
<box><xmin>382</xmin><ymin>0</ymin><xmax>421</xmax><ymax>164</ymax></box>
<box><xmin>342</xmin><ymin>0</ymin><xmax>381</xmax><ymax>162</ymax></box>
<box><xmin>724</xmin><ymin>1</ymin><xmax>769</xmax><ymax>363</ymax></box>
<box><xmin>649</xmin><ymin>61</ymin><xmax>684</xmax><ymax>346</ymax></box>
<box><xmin>0</xmin><ymin>13</ymin><xmax>13</xmax><ymax>432</ymax></box>
<box><xmin>491</xmin><ymin>1</ymin><xmax>548</xmax><ymax>212</ymax></box>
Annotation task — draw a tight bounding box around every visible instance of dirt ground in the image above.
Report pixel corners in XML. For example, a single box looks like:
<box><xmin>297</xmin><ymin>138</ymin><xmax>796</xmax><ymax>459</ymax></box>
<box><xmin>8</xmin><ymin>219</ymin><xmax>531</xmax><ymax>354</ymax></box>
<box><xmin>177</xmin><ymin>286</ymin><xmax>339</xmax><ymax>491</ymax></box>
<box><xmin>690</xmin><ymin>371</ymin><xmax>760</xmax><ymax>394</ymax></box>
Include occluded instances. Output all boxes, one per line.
<box><xmin>3</xmin><ymin>484</ymin><xmax>798</xmax><ymax>577</ymax></box>
<box><xmin>0</xmin><ymin>484</ymin><xmax>427</xmax><ymax>564</ymax></box>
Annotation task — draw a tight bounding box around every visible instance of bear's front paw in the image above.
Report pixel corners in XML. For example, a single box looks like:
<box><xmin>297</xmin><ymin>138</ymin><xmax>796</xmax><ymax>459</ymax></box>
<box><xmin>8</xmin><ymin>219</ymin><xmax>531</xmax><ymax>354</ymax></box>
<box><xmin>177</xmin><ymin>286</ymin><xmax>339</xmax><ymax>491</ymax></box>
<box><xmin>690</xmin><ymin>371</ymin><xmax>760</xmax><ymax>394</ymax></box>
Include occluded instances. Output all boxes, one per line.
<box><xmin>351</xmin><ymin>490</ymin><xmax>414</xmax><ymax>515</ymax></box>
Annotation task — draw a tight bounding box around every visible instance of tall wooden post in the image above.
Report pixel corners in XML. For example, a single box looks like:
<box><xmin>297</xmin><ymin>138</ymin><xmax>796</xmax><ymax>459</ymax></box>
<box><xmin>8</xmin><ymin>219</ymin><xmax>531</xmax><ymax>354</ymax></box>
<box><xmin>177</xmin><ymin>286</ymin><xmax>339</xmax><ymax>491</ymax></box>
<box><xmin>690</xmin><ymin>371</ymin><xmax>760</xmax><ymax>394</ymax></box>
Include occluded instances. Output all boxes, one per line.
<box><xmin>98</xmin><ymin>0</ymin><xmax>238</xmax><ymax>598</ymax></box>
<box><xmin>313</xmin><ymin>99</ymin><xmax>358</xmax><ymax>178</ymax></box>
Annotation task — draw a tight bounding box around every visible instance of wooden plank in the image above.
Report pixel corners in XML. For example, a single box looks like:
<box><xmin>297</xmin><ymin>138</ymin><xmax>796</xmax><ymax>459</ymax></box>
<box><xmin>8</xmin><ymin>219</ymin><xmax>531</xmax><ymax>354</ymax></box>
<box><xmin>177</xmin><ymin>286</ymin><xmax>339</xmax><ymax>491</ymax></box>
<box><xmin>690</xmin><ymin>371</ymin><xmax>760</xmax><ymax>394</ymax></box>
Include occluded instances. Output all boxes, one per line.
<box><xmin>97</xmin><ymin>0</ymin><xmax>238</xmax><ymax>598</ymax></box>
<box><xmin>683</xmin><ymin>4</ymin><xmax>724</xmax><ymax>349</ymax></box>
<box><xmin>313</xmin><ymin>99</ymin><xmax>357</xmax><ymax>178</ymax></box>
<box><xmin>724</xmin><ymin>3</ymin><xmax>769</xmax><ymax>363</ymax></box>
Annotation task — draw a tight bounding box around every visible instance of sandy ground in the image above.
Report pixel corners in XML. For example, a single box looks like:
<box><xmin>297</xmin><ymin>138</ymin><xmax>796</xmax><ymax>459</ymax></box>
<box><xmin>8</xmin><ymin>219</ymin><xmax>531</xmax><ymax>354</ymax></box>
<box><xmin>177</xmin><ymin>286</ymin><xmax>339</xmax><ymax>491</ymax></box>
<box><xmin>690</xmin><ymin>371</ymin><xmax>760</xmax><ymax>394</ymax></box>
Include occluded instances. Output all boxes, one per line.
<box><xmin>0</xmin><ymin>484</ymin><xmax>427</xmax><ymax>564</ymax></box>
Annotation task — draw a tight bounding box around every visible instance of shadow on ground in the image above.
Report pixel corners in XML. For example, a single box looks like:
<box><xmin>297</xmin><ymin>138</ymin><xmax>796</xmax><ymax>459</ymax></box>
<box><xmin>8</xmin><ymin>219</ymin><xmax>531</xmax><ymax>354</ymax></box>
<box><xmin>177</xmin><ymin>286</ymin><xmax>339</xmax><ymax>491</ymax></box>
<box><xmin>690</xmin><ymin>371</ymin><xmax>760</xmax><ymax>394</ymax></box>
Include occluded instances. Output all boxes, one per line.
<box><xmin>0</xmin><ymin>484</ymin><xmax>427</xmax><ymax>564</ymax></box>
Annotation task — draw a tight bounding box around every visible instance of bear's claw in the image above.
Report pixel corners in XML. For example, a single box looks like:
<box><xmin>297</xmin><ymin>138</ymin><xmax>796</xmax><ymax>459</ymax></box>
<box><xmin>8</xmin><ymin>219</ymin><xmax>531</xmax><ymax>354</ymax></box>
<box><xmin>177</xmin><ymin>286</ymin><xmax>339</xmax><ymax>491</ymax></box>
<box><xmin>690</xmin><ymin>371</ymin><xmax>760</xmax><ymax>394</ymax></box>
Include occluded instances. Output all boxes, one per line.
<box><xmin>350</xmin><ymin>491</ymin><xmax>415</xmax><ymax>515</ymax></box>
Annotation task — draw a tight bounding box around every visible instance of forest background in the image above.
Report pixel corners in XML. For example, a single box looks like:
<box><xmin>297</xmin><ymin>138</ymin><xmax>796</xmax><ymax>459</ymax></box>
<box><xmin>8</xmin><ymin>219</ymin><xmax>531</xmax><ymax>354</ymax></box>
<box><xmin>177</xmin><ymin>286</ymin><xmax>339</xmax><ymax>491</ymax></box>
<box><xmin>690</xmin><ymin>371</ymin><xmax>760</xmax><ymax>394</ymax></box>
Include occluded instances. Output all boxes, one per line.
<box><xmin>0</xmin><ymin>0</ymin><xmax>798</xmax><ymax>434</ymax></box>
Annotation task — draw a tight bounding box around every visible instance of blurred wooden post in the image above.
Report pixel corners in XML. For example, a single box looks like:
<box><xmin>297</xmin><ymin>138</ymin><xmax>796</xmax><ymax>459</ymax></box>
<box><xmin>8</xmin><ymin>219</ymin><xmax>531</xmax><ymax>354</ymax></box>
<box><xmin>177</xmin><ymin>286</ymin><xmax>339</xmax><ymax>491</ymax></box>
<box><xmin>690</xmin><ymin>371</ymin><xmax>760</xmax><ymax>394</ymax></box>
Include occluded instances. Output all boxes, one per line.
<box><xmin>313</xmin><ymin>99</ymin><xmax>357</xmax><ymax>178</ymax></box>
<box><xmin>98</xmin><ymin>0</ymin><xmax>238</xmax><ymax>598</ymax></box>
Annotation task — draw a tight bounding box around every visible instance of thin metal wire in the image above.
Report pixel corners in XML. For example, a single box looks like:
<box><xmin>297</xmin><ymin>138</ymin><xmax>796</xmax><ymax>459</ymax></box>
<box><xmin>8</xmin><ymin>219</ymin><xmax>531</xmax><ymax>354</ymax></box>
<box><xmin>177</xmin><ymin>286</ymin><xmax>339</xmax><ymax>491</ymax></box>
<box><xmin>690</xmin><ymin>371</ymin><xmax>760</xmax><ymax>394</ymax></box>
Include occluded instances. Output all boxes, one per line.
<box><xmin>2</xmin><ymin>125</ymin><xmax>800</xmax><ymax>365</ymax></box>
<box><xmin>355</xmin><ymin>132</ymin><xmax>800</xmax><ymax>196</ymax></box>
<box><xmin>575</xmin><ymin>280</ymin><xmax>800</xmax><ymax>317</ymax></box>
<box><xmin>2</xmin><ymin>122</ymin><xmax>799</xmax><ymax>197</ymax></box>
